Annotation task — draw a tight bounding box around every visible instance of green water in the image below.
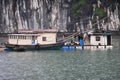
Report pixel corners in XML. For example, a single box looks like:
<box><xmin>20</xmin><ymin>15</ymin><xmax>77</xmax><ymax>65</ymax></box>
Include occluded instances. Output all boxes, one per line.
<box><xmin>0</xmin><ymin>37</ymin><xmax>120</xmax><ymax>80</ymax></box>
<box><xmin>0</xmin><ymin>50</ymin><xmax>120</xmax><ymax>80</ymax></box>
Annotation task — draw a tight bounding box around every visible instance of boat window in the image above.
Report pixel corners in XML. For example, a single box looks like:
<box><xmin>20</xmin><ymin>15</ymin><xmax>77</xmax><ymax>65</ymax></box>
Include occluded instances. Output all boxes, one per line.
<box><xmin>35</xmin><ymin>36</ymin><xmax>37</xmax><ymax>40</ymax></box>
<box><xmin>11</xmin><ymin>36</ymin><xmax>12</xmax><ymax>39</ymax></box>
<box><xmin>21</xmin><ymin>36</ymin><xmax>22</xmax><ymax>39</ymax></box>
<box><xmin>18</xmin><ymin>36</ymin><xmax>21</xmax><ymax>39</ymax></box>
<box><xmin>10</xmin><ymin>36</ymin><xmax>12</xmax><ymax>39</ymax></box>
<box><xmin>26</xmin><ymin>36</ymin><xmax>31</xmax><ymax>39</ymax></box>
<box><xmin>12</xmin><ymin>36</ymin><xmax>14</xmax><ymax>39</ymax></box>
<box><xmin>22</xmin><ymin>36</ymin><xmax>24</xmax><ymax>39</ymax></box>
<box><xmin>19</xmin><ymin>36</ymin><xmax>23</xmax><ymax>39</ymax></box>
<box><xmin>23</xmin><ymin>36</ymin><xmax>25</xmax><ymax>39</ymax></box>
<box><xmin>26</xmin><ymin>36</ymin><xmax>29</xmax><ymax>39</ymax></box>
<box><xmin>29</xmin><ymin>36</ymin><xmax>31</xmax><ymax>39</ymax></box>
<box><xmin>14</xmin><ymin>36</ymin><xmax>17</xmax><ymax>39</ymax></box>
<box><xmin>10</xmin><ymin>35</ymin><xmax>13</xmax><ymax>39</ymax></box>
<box><xmin>20</xmin><ymin>36</ymin><xmax>24</xmax><ymax>39</ymax></box>
<box><xmin>9</xmin><ymin>36</ymin><xmax>11</xmax><ymax>39</ymax></box>
<box><xmin>9</xmin><ymin>35</ymin><xmax>18</xmax><ymax>39</ymax></box>
<box><xmin>14</xmin><ymin>36</ymin><xmax>16</xmax><ymax>39</ymax></box>
<box><xmin>18</xmin><ymin>36</ymin><xmax>19</xmax><ymax>39</ymax></box>
<box><xmin>23</xmin><ymin>36</ymin><xmax>26</xmax><ymax>39</ymax></box>
<box><xmin>12</xmin><ymin>36</ymin><xmax>13</xmax><ymax>39</ymax></box>
<box><xmin>32</xmin><ymin>36</ymin><xmax>35</xmax><ymax>40</ymax></box>
<box><xmin>16</xmin><ymin>36</ymin><xmax>17</xmax><ymax>39</ymax></box>
<box><xmin>42</xmin><ymin>37</ymin><xmax>46</xmax><ymax>41</ymax></box>
<box><xmin>96</xmin><ymin>36</ymin><xmax>100</xmax><ymax>41</ymax></box>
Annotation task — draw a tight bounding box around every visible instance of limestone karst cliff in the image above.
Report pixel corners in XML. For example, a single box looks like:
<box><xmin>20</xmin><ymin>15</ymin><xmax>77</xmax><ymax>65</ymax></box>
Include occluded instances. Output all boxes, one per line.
<box><xmin>0</xmin><ymin>0</ymin><xmax>69</xmax><ymax>33</ymax></box>
<box><xmin>0</xmin><ymin>0</ymin><xmax>119</xmax><ymax>33</ymax></box>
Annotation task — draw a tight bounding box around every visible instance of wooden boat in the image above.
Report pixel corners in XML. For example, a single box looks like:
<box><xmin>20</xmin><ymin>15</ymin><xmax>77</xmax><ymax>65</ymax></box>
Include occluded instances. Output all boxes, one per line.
<box><xmin>5</xmin><ymin>29</ymin><xmax>64</xmax><ymax>51</ymax></box>
<box><xmin>5</xmin><ymin>42</ymin><xmax>64</xmax><ymax>51</ymax></box>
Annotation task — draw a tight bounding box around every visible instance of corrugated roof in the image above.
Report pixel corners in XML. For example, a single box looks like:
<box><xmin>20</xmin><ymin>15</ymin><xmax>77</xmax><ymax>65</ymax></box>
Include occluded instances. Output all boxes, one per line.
<box><xmin>8</xmin><ymin>34</ymin><xmax>40</xmax><ymax>36</ymax></box>
<box><xmin>18</xmin><ymin>29</ymin><xmax>58</xmax><ymax>33</ymax></box>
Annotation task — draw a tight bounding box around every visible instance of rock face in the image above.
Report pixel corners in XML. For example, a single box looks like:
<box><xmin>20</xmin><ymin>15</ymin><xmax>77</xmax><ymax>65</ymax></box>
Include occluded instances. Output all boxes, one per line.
<box><xmin>0</xmin><ymin>0</ymin><xmax>119</xmax><ymax>33</ymax></box>
<box><xmin>0</xmin><ymin>0</ymin><xmax>69</xmax><ymax>33</ymax></box>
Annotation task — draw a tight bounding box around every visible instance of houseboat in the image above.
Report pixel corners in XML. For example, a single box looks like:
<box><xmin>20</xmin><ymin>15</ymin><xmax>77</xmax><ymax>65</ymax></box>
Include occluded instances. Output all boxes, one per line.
<box><xmin>5</xmin><ymin>29</ymin><xmax>64</xmax><ymax>51</ymax></box>
<box><xmin>63</xmin><ymin>30</ymin><xmax>113</xmax><ymax>50</ymax></box>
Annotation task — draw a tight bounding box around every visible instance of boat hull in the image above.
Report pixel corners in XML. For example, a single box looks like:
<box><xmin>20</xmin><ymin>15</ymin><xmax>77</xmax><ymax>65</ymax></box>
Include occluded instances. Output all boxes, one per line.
<box><xmin>5</xmin><ymin>42</ymin><xmax>64</xmax><ymax>51</ymax></box>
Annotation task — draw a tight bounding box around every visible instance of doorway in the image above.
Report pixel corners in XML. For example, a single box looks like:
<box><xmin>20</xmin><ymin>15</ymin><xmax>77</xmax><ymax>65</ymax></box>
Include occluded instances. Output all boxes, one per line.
<box><xmin>107</xmin><ymin>35</ymin><xmax>111</xmax><ymax>45</ymax></box>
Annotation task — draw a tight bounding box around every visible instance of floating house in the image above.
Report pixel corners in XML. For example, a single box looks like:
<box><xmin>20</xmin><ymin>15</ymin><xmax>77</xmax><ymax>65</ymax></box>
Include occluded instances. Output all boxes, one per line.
<box><xmin>76</xmin><ymin>30</ymin><xmax>113</xmax><ymax>50</ymax></box>
<box><xmin>5</xmin><ymin>29</ymin><xmax>64</xmax><ymax>51</ymax></box>
<box><xmin>90</xmin><ymin>32</ymin><xmax>112</xmax><ymax>46</ymax></box>
<box><xmin>63</xmin><ymin>30</ymin><xmax>113</xmax><ymax>50</ymax></box>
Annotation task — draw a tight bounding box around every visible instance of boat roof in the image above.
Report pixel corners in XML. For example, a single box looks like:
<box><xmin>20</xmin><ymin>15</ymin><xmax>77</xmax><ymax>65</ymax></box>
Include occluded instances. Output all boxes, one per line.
<box><xmin>8</xmin><ymin>34</ymin><xmax>40</xmax><ymax>36</ymax></box>
<box><xmin>90</xmin><ymin>32</ymin><xmax>111</xmax><ymax>36</ymax></box>
<box><xmin>18</xmin><ymin>29</ymin><xmax>58</xmax><ymax>33</ymax></box>
<box><xmin>88</xmin><ymin>29</ymin><xmax>112</xmax><ymax>36</ymax></box>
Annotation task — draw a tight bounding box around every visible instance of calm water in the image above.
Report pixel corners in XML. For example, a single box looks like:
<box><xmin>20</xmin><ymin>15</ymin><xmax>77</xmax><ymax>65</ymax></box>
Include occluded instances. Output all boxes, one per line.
<box><xmin>0</xmin><ymin>37</ymin><xmax>120</xmax><ymax>80</ymax></box>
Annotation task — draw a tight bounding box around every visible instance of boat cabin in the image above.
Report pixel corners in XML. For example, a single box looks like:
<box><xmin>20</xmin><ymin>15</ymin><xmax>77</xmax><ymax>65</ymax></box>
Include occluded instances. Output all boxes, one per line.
<box><xmin>74</xmin><ymin>31</ymin><xmax>113</xmax><ymax>50</ymax></box>
<box><xmin>77</xmin><ymin>30</ymin><xmax>112</xmax><ymax>46</ymax></box>
<box><xmin>89</xmin><ymin>32</ymin><xmax>112</xmax><ymax>46</ymax></box>
<box><xmin>8</xmin><ymin>30</ymin><xmax>58</xmax><ymax>45</ymax></box>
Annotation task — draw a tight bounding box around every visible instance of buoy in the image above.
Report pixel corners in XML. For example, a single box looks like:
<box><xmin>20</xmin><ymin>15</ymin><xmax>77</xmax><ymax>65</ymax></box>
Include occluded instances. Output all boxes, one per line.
<box><xmin>62</xmin><ymin>45</ymin><xmax>75</xmax><ymax>50</ymax></box>
<box><xmin>4</xmin><ymin>48</ymin><xmax>9</xmax><ymax>51</ymax></box>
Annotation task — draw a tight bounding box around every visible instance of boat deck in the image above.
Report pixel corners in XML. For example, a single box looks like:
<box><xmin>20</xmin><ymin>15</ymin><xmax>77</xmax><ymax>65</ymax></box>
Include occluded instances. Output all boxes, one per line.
<box><xmin>62</xmin><ymin>45</ymin><xmax>113</xmax><ymax>50</ymax></box>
